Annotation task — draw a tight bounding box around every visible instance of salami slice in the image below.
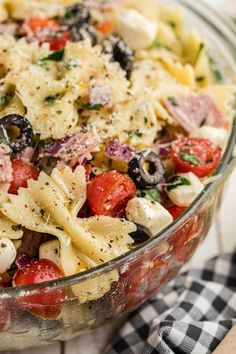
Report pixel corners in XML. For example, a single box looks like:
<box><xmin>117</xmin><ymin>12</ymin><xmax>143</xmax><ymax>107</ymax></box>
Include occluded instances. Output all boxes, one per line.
<box><xmin>163</xmin><ymin>94</ymin><xmax>224</xmax><ymax>133</ymax></box>
<box><xmin>0</xmin><ymin>144</ymin><xmax>12</xmax><ymax>183</ymax></box>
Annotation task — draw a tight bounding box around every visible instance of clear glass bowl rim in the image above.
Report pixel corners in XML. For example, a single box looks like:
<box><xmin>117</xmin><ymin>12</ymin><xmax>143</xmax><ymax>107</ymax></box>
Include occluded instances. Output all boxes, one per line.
<box><xmin>1</xmin><ymin>0</ymin><xmax>236</xmax><ymax>297</ymax></box>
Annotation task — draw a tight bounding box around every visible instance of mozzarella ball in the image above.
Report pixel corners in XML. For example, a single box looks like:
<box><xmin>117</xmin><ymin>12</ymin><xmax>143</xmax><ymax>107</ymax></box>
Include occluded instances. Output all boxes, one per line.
<box><xmin>126</xmin><ymin>197</ymin><xmax>173</xmax><ymax>237</ymax></box>
<box><xmin>190</xmin><ymin>126</ymin><xmax>227</xmax><ymax>149</ymax></box>
<box><xmin>39</xmin><ymin>240</ymin><xmax>61</xmax><ymax>268</ymax></box>
<box><xmin>116</xmin><ymin>9</ymin><xmax>158</xmax><ymax>50</ymax></box>
<box><xmin>0</xmin><ymin>238</ymin><xmax>16</xmax><ymax>274</ymax></box>
<box><xmin>167</xmin><ymin>172</ymin><xmax>204</xmax><ymax>207</ymax></box>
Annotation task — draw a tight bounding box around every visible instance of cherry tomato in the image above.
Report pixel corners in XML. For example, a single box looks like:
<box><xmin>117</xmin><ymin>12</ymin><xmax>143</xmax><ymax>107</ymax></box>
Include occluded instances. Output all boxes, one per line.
<box><xmin>95</xmin><ymin>21</ymin><xmax>114</xmax><ymax>34</ymax></box>
<box><xmin>23</xmin><ymin>17</ymin><xmax>60</xmax><ymax>34</ymax></box>
<box><xmin>87</xmin><ymin>171</ymin><xmax>136</xmax><ymax>217</ymax></box>
<box><xmin>171</xmin><ymin>137</ymin><xmax>221</xmax><ymax>178</ymax></box>
<box><xmin>8</xmin><ymin>159</ymin><xmax>39</xmax><ymax>195</ymax></box>
<box><xmin>23</xmin><ymin>17</ymin><xmax>69</xmax><ymax>51</ymax></box>
<box><xmin>167</xmin><ymin>206</ymin><xmax>186</xmax><ymax>220</ymax></box>
<box><xmin>44</xmin><ymin>30</ymin><xmax>70</xmax><ymax>51</ymax></box>
<box><xmin>13</xmin><ymin>259</ymin><xmax>65</xmax><ymax>319</ymax></box>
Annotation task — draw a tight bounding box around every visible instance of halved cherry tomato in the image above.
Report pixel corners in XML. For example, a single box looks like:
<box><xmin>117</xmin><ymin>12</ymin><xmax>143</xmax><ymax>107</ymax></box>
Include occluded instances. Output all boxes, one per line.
<box><xmin>23</xmin><ymin>17</ymin><xmax>60</xmax><ymax>34</ymax></box>
<box><xmin>8</xmin><ymin>159</ymin><xmax>39</xmax><ymax>195</ymax></box>
<box><xmin>87</xmin><ymin>171</ymin><xmax>136</xmax><ymax>217</ymax></box>
<box><xmin>95</xmin><ymin>21</ymin><xmax>114</xmax><ymax>34</ymax></box>
<box><xmin>171</xmin><ymin>137</ymin><xmax>221</xmax><ymax>178</ymax></box>
<box><xmin>44</xmin><ymin>30</ymin><xmax>70</xmax><ymax>51</ymax></box>
<box><xmin>167</xmin><ymin>206</ymin><xmax>186</xmax><ymax>220</ymax></box>
<box><xmin>13</xmin><ymin>259</ymin><xmax>65</xmax><ymax>319</ymax></box>
<box><xmin>23</xmin><ymin>17</ymin><xmax>69</xmax><ymax>51</ymax></box>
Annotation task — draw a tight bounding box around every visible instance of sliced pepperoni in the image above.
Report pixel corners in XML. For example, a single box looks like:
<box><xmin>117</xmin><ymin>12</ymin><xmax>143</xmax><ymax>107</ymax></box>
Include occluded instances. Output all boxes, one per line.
<box><xmin>163</xmin><ymin>94</ymin><xmax>224</xmax><ymax>133</ymax></box>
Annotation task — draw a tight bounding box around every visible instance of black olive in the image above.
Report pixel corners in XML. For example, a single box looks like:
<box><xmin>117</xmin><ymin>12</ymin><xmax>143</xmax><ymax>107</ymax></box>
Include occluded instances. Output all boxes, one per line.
<box><xmin>130</xmin><ymin>226</ymin><xmax>150</xmax><ymax>244</ymax></box>
<box><xmin>128</xmin><ymin>150</ymin><xmax>165</xmax><ymax>188</ymax></box>
<box><xmin>59</xmin><ymin>3</ymin><xmax>91</xmax><ymax>28</ymax></box>
<box><xmin>103</xmin><ymin>35</ymin><xmax>134</xmax><ymax>79</ymax></box>
<box><xmin>70</xmin><ymin>24</ymin><xmax>97</xmax><ymax>45</ymax></box>
<box><xmin>0</xmin><ymin>114</ymin><xmax>33</xmax><ymax>153</ymax></box>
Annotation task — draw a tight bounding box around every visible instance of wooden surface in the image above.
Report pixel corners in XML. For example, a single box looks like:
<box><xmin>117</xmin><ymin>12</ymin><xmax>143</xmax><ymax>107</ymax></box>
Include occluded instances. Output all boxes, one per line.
<box><xmin>4</xmin><ymin>169</ymin><xmax>235</xmax><ymax>354</ymax></box>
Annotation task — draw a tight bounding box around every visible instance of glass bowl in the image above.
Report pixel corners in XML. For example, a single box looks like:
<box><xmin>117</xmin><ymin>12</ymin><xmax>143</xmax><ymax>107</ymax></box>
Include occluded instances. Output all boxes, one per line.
<box><xmin>0</xmin><ymin>0</ymin><xmax>235</xmax><ymax>350</ymax></box>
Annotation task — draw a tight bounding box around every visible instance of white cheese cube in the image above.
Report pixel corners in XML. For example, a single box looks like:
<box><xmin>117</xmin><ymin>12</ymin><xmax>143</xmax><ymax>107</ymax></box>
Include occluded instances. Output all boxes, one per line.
<box><xmin>190</xmin><ymin>126</ymin><xmax>227</xmax><ymax>149</ymax></box>
<box><xmin>39</xmin><ymin>240</ymin><xmax>61</xmax><ymax>268</ymax></box>
<box><xmin>116</xmin><ymin>9</ymin><xmax>158</xmax><ymax>50</ymax></box>
<box><xmin>0</xmin><ymin>237</ymin><xmax>16</xmax><ymax>274</ymax></box>
<box><xmin>126</xmin><ymin>197</ymin><xmax>173</xmax><ymax>237</ymax></box>
<box><xmin>167</xmin><ymin>172</ymin><xmax>204</xmax><ymax>207</ymax></box>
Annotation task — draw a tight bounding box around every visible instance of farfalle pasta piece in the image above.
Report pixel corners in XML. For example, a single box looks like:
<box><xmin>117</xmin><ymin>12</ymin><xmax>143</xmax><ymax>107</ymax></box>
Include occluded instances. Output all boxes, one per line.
<box><xmin>2</xmin><ymin>166</ymin><xmax>135</xmax><ymax>264</ymax></box>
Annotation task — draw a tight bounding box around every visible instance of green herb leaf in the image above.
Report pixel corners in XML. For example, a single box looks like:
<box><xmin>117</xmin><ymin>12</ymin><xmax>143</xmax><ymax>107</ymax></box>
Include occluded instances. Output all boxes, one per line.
<box><xmin>144</xmin><ymin>117</ymin><xmax>148</xmax><ymax>124</ymax></box>
<box><xmin>81</xmin><ymin>103</ymin><xmax>104</xmax><ymax>111</ymax></box>
<box><xmin>167</xmin><ymin>175</ymin><xmax>191</xmax><ymax>191</ymax></box>
<box><xmin>150</xmin><ymin>41</ymin><xmax>171</xmax><ymax>51</ymax></box>
<box><xmin>128</xmin><ymin>130</ymin><xmax>143</xmax><ymax>138</ymax></box>
<box><xmin>44</xmin><ymin>94</ymin><xmax>62</xmax><ymax>105</ymax></box>
<box><xmin>168</xmin><ymin>96</ymin><xmax>179</xmax><ymax>106</ymax></box>
<box><xmin>64</xmin><ymin>59</ymin><xmax>79</xmax><ymax>70</ymax></box>
<box><xmin>167</xmin><ymin>20</ymin><xmax>176</xmax><ymax>28</ymax></box>
<box><xmin>195</xmin><ymin>42</ymin><xmax>204</xmax><ymax>63</ymax></box>
<box><xmin>138</xmin><ymin>188</ymin><xmax>161</xmax><ymax>203</ymax></box>
<box><xmin>180</xmin><ymin>152</ymin><xmax>201</xmax><ymax>165</ymax></box>
<box><xmin>0</xmin><ymin>93</ymin><xmax>13</xmax><ymax>108</ymax></box>
<box><xmin>37</xmin><ymin>49</ymin><xmax>65</xmax><ymax>64</ymax></box>
<box><xmin>196</xmin><ymin>76</ymin><xmax>205</xmax><ymax>82</ymax></box>
<box><xmin>208</xmin><ymin>55</ymin><xmax>223</xmax><ymax>82</ymax></box>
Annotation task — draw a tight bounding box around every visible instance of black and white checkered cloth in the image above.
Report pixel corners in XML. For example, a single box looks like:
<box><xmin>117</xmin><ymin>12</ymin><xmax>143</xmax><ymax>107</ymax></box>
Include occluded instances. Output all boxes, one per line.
<box><xmin>106</xmin><ymin>253</ymin><xmax>236</xmax><ymax>354</ymax></box>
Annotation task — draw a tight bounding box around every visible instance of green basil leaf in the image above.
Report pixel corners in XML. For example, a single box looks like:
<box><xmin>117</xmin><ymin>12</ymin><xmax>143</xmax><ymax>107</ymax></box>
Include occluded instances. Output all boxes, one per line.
<box><xmin>38</xmin><ymin>49</ymin><xmax>65</xmax><ymax>63</ymax></box>
<box><xmin>167</xmin><ymin>175</ymin><xmax>191</xmax><ymax>191</ymax></box>
<box><xmin>168</xmin><ymin>96</ymin><xmax>179</xmax><ymax>106</ymax></box>
<box><xmin>81</xmin><ymin>103</ymin><xmax>104</xmax><ymax>111</ymax></box>
<box><xmin>44</xmin><ymin>94</ymin><xmax>62</xmax><ymax>105</ymax></box>
<box><xmin>137</xmin><ymin>189</ymin><xmax>161</xmax><ymax>203</ymax></box>
<box><xmin>128</xmin><ymin>130</ymin><xmax>143</xmax><ymax>138</ymax></box>
<box><xmin>0</xmin><ymin>93</ymin><xmax>13</xmax><ymax>108</ymax></box>
<box><xmin>180</xmin><ymin>152</ymin><xmax>201</xmax><ymax>165</ymax></box>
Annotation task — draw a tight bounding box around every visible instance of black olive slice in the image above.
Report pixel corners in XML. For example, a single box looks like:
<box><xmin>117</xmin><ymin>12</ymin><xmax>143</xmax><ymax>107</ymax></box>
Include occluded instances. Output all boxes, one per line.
<box><xmin>0</xmin><ymin>114</ymin><xmax>33</xmax><ymax>153</ymax></box>
<box><xmin>128</xmin><ymin>150</ymin><xmax>165</xmax><ymax>188</ymax></box>
<box><xmin>59</xmin><ymin>4</ymin><xmax>91</xmax><ymax>28</ymax></box>
<box><xmin>103</xmin><ymin>35</ymin><xmax>134</xmax><ymax>78</ymax></box>
<box><xmin>130</xmin><ymin>226</ymin><xmax>150</xmax><ymax>244</ymax></box>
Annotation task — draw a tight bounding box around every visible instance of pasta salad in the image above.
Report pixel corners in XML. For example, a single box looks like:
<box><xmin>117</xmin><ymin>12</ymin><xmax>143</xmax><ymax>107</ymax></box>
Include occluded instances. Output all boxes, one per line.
<box><xmin>0</xmin><ymin>0</ymin><xmax>235</xmax><ymax>310</ymax></box>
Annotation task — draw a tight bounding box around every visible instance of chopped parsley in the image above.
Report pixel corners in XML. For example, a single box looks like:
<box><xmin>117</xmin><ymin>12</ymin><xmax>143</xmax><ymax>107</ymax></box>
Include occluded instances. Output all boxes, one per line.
<box><xmin>167</xmin><ymin>175</ymin><xmax>191</xmax><ymax>191</ymax></box>
<box><xmin>180</xmin><ymin>152</ymin><xmax>201</xmax><ymax>165</ymax></box>
<box><xmin>0</xmin><ymin>93</ymin><xmax>13</xmax><ymax>108</ymax></box>
<box><xmin>208</xmin><ymin>55</ymin><xmax>223</xmax><ymax>82</ymax></box>
<box><xmin>195</xmin><ymin>42</ymin><xmax>205</xmax><ymax>63</ymax></box>
<box><xmin>150</xmin><ymin>41</ymin><xmax>170</xmax><ymax>51</ymax></box>
<box><xmin>167</xmin><ymin>20</ymin><xmax>176</xmax><ymax>28</ymax></box>
<box><xmin>56</xmin><ymin>110</ymin><xmax>62</xmax><ymax>115</ymax></box>
<box><xmin>44</xmin><ymin>94</ymin><xmax>62</xmax><ymax>105</ymax></box>
<box><xmin>168</xmin><ymin>96</ymin><xmax>179</xmax><ymax>106</ymax></box>
<box><xmin>35</xmin><ymin>49</ymin><xmax>65</xmax><ymax>67</ymax></box>
<box><xmin>138</xmin><ymin>188</ymin><xmax>161</xmax><ymax>203</ymax></box>
<box><xmin>128</xmin><ymin>129</ymin><xmax>143</xmax><ymax>138</ymax></box>
<box><xmin>42</xmin><ymin>49</ymin><xmax>65</xmax><ymax>62</ymax></box>
<box><xmin>81</xmin><ymin>103</ymin><xmax>104</xmax><ymax>111</ymax></box>
<box><xmin>64</xmin><ymin>59</ymin><xmax>79</xmax><ymax>70</ymax></box>
<box><xmin>144</xmin><ymin>117</ymin><xmax>148</xmax><ymax>124</ymax></box>
<box><xmin>196</xmin><ymin>76</ymin><xmax>205</xmax><ymax>82</ymax></box>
